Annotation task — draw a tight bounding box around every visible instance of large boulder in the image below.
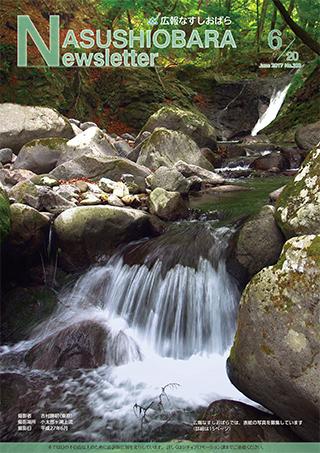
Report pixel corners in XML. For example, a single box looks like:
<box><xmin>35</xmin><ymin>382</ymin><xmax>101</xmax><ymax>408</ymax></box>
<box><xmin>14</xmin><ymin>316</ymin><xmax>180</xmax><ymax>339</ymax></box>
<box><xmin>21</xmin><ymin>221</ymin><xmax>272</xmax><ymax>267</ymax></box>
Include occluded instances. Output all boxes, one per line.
<box><xmin>0</xmin><ymin>186</ymin><xmax>10</xmax><ymax>243</ymax></box>
<box><xmin>57</xmin><ymin>126</ymin><xmax>117</xmax><ymax>164</ymax></box>
<box><xmin>54</xmin><ymin>205</ymin><xmax>162</xmax><ymax>271</ymax></box>
<box><xmin>146</xmin><ymin>166</ymin><xmax>191</xmax><ymax>194</ymax></box>
<box><xmin>50</xmin><ymin>154</ymin><xmax>150</xmax><ymax>191</ymax></box>
<box><xmin>227</xmin><ymin>235</ymin><xmax>320</xmax><ymax>441</ymax></box>
<box><xmin>25</xmin><ymin>321</ymin><xmax>108</xmax><ymax>370</ymax></box>
<box><xmin>275</xmin><ymin>147</ymin><xmax>320</xmax><ymax>238</ymax></box>
<box><xmin>0</xmin><ymin>104</ymin><xmax>74</xmax><ymax>153</ymax></box>
<box><xmin>137</xmin><ymin>128</ymin><xmax>213</xmax><ymax>171</ymax></box>
<box><xmin>149</xmin><ymin>188</ymin><xmax>188</xmax><ymax>221</ymax></box>
<box><xmin>295</xmin><ymin>120</ymin><xmax>320</xmax><ymax>150</ymax></box>
<box><xmin>227</xmin><ymin>205</ymin><xmax>284</xmax><ymax>285</ymax></box>
<box><xmin>13</xmin><ymin>138</ymin><xmax>69</xmax><ymax>174</ymax></box>
<box><xmin>191</xmin><ymin>400</ymin><xmax>299</xmax><ymax>442</ymax></box>
<box><xmin>137</xmin><ymin>106</ymin><xmax>217</xmax><ymax>149</ymax></box>
<box><xmin>174</xmin><ymin>160</ymin><xmax>224</xmax><ymax>185</ymax></box>
<box><xmin>250</xmin><ymin>152</ymin><xmax>288</xmax><ymax>172</ymax></box>
<box><xmin>7</xmin><ymin>203</ymin><xmax>49</xmax><ymax>254</ymax></box>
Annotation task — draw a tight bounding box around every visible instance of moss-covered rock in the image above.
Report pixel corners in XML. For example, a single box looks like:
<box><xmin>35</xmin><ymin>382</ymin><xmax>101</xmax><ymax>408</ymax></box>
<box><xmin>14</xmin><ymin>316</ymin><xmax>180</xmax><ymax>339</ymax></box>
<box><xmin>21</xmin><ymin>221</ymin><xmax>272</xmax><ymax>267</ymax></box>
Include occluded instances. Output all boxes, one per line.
<box><xmin>1</xmin><ymin>286</ymin><xmax>57</xmax><ymax>343</ymax></box>
<box><xmin>14</xmin><ymin>137</ymin><xmax>69</xmax><ymax>174</ymax></box>
<box><xmin>138</xmin><ymin>105</ymin><xmax>217</xmax><ymax>149</ymax></box>
<box><xmin>54</xmin><ymin>205</ymin><xmax>162</xmax><ymax>271</ymax></box>
<box><xmin>149</xmin><ymin>187</ymin><xmax>189</xmax><ymax>221</ymax></box>
<box><xmin>0</xmin><ymin>186</ymin><xmax>11</xmax><ymax>243</ymax></box>
<box><xmin>275</xmin><ymin>147</ymin><xmax>320</xmax><ymax>238</ymax></box>
<box><xmin>137</xmin><ymin>128</ymin><xmax>213</xmax><ymax>171</ymax></box>
<box><xmin>227</xmin><ymin>234</ymin><xmax>320</xmax><ymax>441</ymax></box>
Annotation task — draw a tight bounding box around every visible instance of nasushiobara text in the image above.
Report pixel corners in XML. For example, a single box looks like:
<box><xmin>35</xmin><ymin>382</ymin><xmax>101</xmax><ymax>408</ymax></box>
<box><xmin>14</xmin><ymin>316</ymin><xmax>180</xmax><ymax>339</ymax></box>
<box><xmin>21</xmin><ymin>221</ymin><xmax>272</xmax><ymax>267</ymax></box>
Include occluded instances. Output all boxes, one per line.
<box><xmin>17</xmin><ymin>15</ymin><xmax>237</xmax><ymax>68</ymax></box>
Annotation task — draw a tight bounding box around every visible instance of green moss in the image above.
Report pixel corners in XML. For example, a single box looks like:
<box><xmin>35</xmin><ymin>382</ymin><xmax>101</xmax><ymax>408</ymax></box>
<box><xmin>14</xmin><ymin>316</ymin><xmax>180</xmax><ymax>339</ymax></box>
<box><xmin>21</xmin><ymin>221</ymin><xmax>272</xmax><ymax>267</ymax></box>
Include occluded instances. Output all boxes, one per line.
<box><xmin>0</xmin><ymin>188</ymin><xmax>11</xmax><ymax>243</ymax></box>
<box><xmin>24</xmin><ymin>137</ymin><xmax>68</xmax><ymax>149</ymax></box>
<box><xmin>307</xmin><ymin>236</ymin><xmax>320</xmax><ymax>266</ymax></box>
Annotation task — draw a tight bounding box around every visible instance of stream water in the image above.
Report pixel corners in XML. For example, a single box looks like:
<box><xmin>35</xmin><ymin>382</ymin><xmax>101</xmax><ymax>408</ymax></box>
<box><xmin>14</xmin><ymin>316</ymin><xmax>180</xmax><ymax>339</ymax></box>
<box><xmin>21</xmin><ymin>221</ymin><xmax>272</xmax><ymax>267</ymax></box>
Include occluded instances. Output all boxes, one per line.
<box><xmin>1</xmin><ymin>174</ymin><xmax>291</xmax><ymax>441</ymax></box>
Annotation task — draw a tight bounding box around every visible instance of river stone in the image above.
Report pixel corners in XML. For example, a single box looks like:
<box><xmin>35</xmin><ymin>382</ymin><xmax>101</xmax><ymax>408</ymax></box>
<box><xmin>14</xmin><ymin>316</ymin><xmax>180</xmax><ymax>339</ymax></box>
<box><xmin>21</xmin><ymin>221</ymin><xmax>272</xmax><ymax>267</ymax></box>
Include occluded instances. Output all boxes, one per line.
<box><xmin>50</xmin><ymin>154</ymin><xmax>150</xmax><ymax>191</ymax></box>
<box><xmin>149</xmin><ymin>188</ymin><xmax>188</xmax><ymax>221</ymax></box>
<box><xmin>57</xmin><ymin>126</ymin><xmax>117</xmax><ymax>165</ymax></box>
<box><xmin>295</xmin><ymin>120</ymin><xmax>320</xmax><ymax>150</ymax></box>
<box><xmin>137</xmin><ymin>105</ymin><xmax>217</xmax><ymax>149</ymax></box>
<box><xmin>25</xmin><ymin>321</ymin><xmax>108</xmax><ymax>370</ymax></box>
<box><xmin>137</xmin><ymin>128</ymin><xmax>213</xmax><ymax>171</ymax></box>
<box><xmin>146</xmin><ymin>166</ymin><xmax>191</xmax><ymax>194</ymax></box>
<box><xmin>191</xmin><ymin>400</ymin><xmax>299</xmax><ymax>442</ymax></box>
<box><xmin>0</xmin><ymin>148</ymin><xmax>13</xmax><ymax>165</ymax></box>
<box><xmin>269</xmin><ymin>186</ymin><xmax>285</xmax><ymax>203</ymax></box>
<box><xmin>0</xmin><ymin>168</ymin><xmax>36</xmax><ymax>188</ymax></box>
<box><xmin>174</xmin><ymin>160</ymin><xmax>224</xmax><ymax>185</ymax></box>
<box><xmin>7</xmin><ymin>203</ymin><xmax>49</xmax><ymax>254</ymax></box>
<box><xmin>0</xmin><ymin>103</ymin><xmax>74</xmax><ymax>153</ymax></box>
<box><xmin>54</xmin><ymin>205</ymin><xmax>161</xmax><ymax>271</ymax></box>
<box><xmin>227</xmin><ymin>205</ymin><xmax>284</xmax><ymax>285</ymax></box>
<box><xmin>275</xmin><ymin>147</ymin><xmax>320</xmax><ymax>238</ymax></box>
<box><xmin>227</xmin><ymin>235</ymin><xmax>320</xmax><ymax>441</ymax></box>
<box><xmin>14</xmin><ymin>137</ymin><xmax>69</xmax><ymax>174</ymax></box>
<box><xmin>250</xmin><ymin>152</ymin><xmax>288</xmax><ymax>172</ymax></box>
<box><xmin>113</xmin><ymin>182</ymin><xmax>129</xmax><ymax>198</ymax></box>
<box><xmin>1</xmin><ymin>286</ymin><xmax>57</xmax><ymax>343</ymax></box>
<box><xmin>0</xmin><ymin>186</ymin><xmax>10</xmax><ymax>243</ymax></box>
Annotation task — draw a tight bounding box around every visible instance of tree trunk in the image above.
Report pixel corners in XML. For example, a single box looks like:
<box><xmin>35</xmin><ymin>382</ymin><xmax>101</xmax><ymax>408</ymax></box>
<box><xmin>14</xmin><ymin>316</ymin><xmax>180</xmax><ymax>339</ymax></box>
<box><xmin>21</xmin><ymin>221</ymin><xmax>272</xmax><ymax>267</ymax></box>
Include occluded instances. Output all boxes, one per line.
<box><xmin>279</xmin><ymin>0</ymin><xmax>294</xmax><ymax>32</ymax></box>
<box><xmin>259</xmin><ymin>0</ymin><xmax>269</xmax><ymax>40</ymax></box>
<box><xmin>272</xmin><ymin>0</ymin><xmax>320</xmax><ymax>55</ymax></box>
<box><xmin>270</xmin><ymin>5</ymin><xmax>277</xmax><ymax>31</ymax></box>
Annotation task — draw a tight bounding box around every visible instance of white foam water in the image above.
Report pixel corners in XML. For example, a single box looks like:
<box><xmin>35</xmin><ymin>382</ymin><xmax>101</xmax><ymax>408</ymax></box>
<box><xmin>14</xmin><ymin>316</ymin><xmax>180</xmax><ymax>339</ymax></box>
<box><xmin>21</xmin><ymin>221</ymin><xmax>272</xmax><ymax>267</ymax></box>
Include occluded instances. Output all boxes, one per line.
<box><xmin>251</xmin><ymin>84</ymin><xmax>290</xmax><ymax>136</ymax></box>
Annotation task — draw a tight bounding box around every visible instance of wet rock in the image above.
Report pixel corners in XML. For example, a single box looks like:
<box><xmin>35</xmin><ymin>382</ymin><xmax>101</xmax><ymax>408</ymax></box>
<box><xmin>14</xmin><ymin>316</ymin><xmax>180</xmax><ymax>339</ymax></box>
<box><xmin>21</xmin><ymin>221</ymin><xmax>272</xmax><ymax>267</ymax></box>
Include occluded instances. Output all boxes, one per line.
<box><xmin>80</xmin><ymin>121</ymin><xmax>97</xmax><ymax>131</ymax></box>
<box><xmin>137</xmin><ymin>128</ymin><xmax>213</xmax><ymax>171</ymax></box>
<box><xmin>0</xmin><ymin>186</ymin><xmax>10</xmax><ymax>243</ymax></box>
<box><xmin>250</xmin><ymin>152</ymin><xmax>288</xmax><ymax>172</ymax></box>
<box><xmin>149</xmin><ymin>188</ymin><xmax>188</xmax><ymax>221</ymax></box>
<box><xmin>200</xmin><ymin>147</ymin><xmax>223</xmax><ymax>167</ymax></box>
<box><xmin>14</xmin><ymin>137</ymin><xmax>69</xmax><ymax>174</ymax></box>
<box><xmin>192</xmin><ymin>400</ymin><xmax>300</xmax><ymax>442</ymax></box>
<box><xmin>0</xmin><ymin>103</ymin><xmax>74</xmax><ymax>153</ymax></box>
<box><xmin>146</xmin><ymin>166</ymin><xmax>191</xmax><ymax>194</ymax></box>
<box><xmin>174</xmin><ymin>160</ymin><xmax>224</xmax><ymax>185</ymax></box>
<box><xmin>0</xmin><ymin>148</ymin><xmax>13</xmax><ymax>165</ymax></box>
<box><xmin>0</xmin><ymin>168</ymin><xmax>36</xmax><ymax>188</ymax></box>
<box><xmin>228</xmin><ymin>235</ymin><xmax>320</xmax><ymax>441</ymax></box>
<box><xmin>57</xmin><ymin>127</ymin><xmax>117</xmax><ymax>164</ymax></box>
<box><xmin>137</xmin><ymin>106</ymin><xmax>217</xmax><ymax>149</ymax></box>
<box><xmin>54</xmin><ymin>205</ymin><xmax>161</xmax><ymax>271</ymax></box>
<box><xmin>281</xmin><ymin>147</ymin><xmax>306</xmax><ymax>169</ymax></box>
<box><xmin>25</xmin><ymin>321</ymin><xmax>108</xmax><ymax>370</ymax></box>
<box><xmin>275</xmin><ymin>147</ymin><xmax>320</xmax><ymax>238</ymax></box>
<box><xmin>227</xmin><ymin>205</ymin><xmax>284</xmax><ymax>285</ymax></box>
<box><xmin>295</xmin><ymin>120</ymin><xmax>320</xmax><ymax>150</ymax></box>
<box><xmin>50</xmin><ymin>155</ymin><xmax>150</xmax><ymax>192</ymax></box>
<box><xmin>7</xmin><ymin>203</ymin><xmax>49</xmax><ymax>254</ymax></box>
<box><xmin>217</xmin><ymin>143</ymin><xmax>246</xmax><ymax>159</ymax></box>
<box><xmin>1</xmin><ymin>286</ymin><xmax>57</xmax><ymax>343</ymax></box>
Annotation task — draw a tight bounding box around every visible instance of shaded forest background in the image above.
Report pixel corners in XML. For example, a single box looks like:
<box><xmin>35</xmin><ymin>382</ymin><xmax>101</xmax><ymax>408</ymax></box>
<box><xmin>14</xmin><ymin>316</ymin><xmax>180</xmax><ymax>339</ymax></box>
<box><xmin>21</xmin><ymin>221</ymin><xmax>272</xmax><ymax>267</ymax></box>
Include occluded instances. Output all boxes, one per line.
<box><xmin>0</xmin><ymin>0</ymin><xmax>319</xmax><ymax>135</ymax></box>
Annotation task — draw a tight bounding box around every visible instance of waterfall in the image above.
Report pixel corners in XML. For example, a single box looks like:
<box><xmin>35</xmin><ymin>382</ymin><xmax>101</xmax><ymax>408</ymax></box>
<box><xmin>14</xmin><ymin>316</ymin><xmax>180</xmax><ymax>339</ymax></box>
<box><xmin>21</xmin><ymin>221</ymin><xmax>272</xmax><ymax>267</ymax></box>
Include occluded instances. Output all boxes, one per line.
<box><xmin>251</xmin><ymin>84</ymin><xmax>290</xmax><ymax>136</ymax></box>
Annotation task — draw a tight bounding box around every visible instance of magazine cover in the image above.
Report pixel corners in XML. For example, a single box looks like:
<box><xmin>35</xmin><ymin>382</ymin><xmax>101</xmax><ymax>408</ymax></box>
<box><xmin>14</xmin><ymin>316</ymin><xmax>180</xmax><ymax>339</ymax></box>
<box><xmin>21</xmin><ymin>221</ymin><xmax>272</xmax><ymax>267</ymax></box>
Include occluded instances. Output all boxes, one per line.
<box><xmin>0</xmin><ymin>0</ymin><xmax>319</xmax><ymax>452</ymax></box>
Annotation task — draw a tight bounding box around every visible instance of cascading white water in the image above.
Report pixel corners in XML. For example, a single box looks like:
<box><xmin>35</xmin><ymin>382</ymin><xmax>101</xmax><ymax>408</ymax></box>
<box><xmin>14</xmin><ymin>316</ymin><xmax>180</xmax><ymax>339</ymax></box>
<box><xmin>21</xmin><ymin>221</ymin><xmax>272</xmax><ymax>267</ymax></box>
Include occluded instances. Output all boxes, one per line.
<box><xmin>251</xmin><ymin>84</ymin><xmax>290</xmax><ymax>136</ymax></box>
<box><xmin>1</xmin><ymin>221</ymin><xmax>255</xmax><ymax>441</ymax></box>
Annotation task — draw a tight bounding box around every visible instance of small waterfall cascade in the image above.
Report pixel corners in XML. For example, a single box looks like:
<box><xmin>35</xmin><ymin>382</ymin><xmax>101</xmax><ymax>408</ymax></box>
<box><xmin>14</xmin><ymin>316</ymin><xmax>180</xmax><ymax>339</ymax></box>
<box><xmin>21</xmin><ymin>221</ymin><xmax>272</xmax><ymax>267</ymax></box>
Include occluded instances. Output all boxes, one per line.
<box><xmin>251</xmin><ymin>84</ymin><xmax>290</xmax><ymax>136</ymax></box>
<box><xmin>34</xmin><ymin>222</ymin><xmax>239</xmax><ymax>360</ymax></box>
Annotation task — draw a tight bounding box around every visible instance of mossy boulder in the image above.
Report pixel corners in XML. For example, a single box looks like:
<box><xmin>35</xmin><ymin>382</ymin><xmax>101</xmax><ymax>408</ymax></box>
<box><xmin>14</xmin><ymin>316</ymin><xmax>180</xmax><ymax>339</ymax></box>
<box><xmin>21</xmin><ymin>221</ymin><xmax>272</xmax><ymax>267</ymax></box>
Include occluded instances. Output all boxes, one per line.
<box><xmin>138</xmin><ymin>106</ymin><xmax>217</xmax><ymax>149</ymax></box>
<box><xmin>1</xmin><ymin>286</ymin><xmax>57</xmax><ymax>343</ymax></box>
<box><xmin>228</xmin><ymin>235</ymin><xmax>320</xmax><ymax>441</ymax></box>
<box><xmin>227</xmin><ymin>205</ymin><xmax>285</xmax><ymax>285</ymax></box>
<box><xmin>137</xmin><ymin>128</ymin><xmax>213</xmax><ymax>171</ymax></box>
<box><xmin>0</xmin><ymin>103</ymin><xmax>74</xmax><ymax>153</ymax></box>
<box><xmin>0</xmin><ymin>186</ymin><xmax>11</xmax><ymax>243</ymax></box>
<box><xmin>8</xmin><ymin>203</ymin><xmax>50</xmax><ymax>254</ymax></box>
<box><xmin>14</xmin><ymin>137</ymin><xmax>69</xmax><ymax>174</ymax></box>
<box><xmin>275</xmin><ymin>147</ymin><xmax>320</xmax><ymax>238</ymax></box>
<box><xmin>149</xmin><ymin>187</ymin><xmax>189</xmax><ymax>221</ymax></box>
<box><xmin>54</xmin><ymin>205</ymin><xmax>162</xmax><ymax>271</ymax></box>
<box><xmin>295</xmin><ymin>120</ymin><xmax>320</xmax><ymax>150</ymax></box>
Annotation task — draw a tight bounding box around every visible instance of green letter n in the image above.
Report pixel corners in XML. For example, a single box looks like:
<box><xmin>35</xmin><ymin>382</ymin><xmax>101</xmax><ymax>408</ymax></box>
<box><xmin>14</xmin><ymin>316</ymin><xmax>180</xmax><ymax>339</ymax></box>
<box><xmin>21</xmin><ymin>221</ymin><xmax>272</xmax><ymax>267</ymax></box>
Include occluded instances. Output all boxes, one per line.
<box><xmin>17</xmin><ymin>15</ymin><xmax>60</xmax><ymax>67</ymax></box>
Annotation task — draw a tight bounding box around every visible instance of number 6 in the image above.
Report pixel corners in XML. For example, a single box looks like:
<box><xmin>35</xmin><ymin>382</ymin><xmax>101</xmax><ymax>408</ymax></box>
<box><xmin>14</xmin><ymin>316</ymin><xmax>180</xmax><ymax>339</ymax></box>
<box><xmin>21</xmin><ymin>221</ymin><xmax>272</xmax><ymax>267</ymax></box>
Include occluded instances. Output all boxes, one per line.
<box><xmin>268</xmin><ymin>29</ymin><xmax>282</xmax><ymax>50</ymax></box>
